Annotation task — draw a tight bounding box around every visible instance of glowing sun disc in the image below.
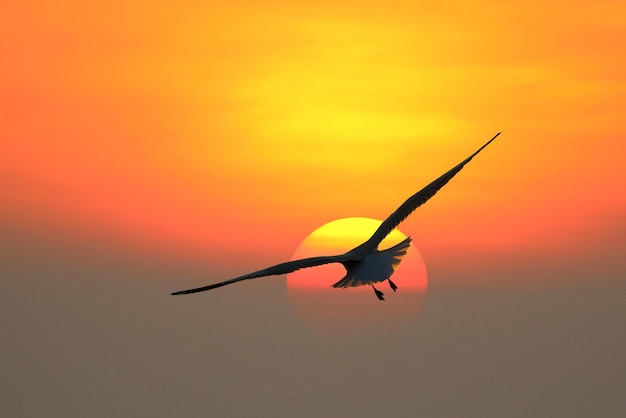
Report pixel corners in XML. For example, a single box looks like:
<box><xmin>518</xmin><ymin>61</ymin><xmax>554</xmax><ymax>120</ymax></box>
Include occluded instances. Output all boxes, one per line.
<box><xmin>287</xmin><ymin>217</ymin><xmax>428</xmax><ymax>335</ymax></box>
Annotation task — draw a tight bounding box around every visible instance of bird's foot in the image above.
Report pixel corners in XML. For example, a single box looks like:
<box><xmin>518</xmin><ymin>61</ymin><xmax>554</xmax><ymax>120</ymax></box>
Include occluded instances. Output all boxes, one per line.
<box><xmin>388</xmin><ymin>278</ymin><xmax>398</xmax><ymax>292</ymax></box>
<box><xmin>372</xmin><ymin>285</ymin><xmax>385</xmax><ymax>301</ymax></box>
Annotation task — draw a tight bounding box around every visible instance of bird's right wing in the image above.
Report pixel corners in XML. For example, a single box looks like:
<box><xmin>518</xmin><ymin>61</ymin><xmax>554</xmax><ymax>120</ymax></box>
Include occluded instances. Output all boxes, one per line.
<box><xmin>171</xmin><ymin>254</ymin><xmax>349</xmax><ymax>295</ymax></box>
<box><xmin>358</xmin><ymin>132</ymin><xmax>501</xmax><ymax>251</ymax></box>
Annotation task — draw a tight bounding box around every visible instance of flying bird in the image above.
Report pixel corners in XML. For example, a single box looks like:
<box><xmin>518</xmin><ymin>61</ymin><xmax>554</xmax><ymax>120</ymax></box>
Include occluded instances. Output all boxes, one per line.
<box><xmin>172</xmin><ymin>132</ymin><xmax>501</xmax><ymax>300</ymax></box>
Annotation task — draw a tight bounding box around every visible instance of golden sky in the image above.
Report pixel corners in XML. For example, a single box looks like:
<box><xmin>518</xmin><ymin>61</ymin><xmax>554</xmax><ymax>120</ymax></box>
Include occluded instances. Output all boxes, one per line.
<box><xmin>2</xmin><ymin>0</ymin><xmax>625</xmax><ymax>284</ymax></box>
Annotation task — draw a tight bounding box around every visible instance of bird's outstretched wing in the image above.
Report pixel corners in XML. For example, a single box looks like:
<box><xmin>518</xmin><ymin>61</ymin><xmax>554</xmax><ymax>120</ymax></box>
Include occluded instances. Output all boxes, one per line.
<box><xmin>171</xmin><ymin>254</ymin><xmax>349</xmax><ymax>295</ymax></box>
<box><xmin>358</xmin><ymin>132</ymin><xmax>501</xmax><ymax>251</ymax></box>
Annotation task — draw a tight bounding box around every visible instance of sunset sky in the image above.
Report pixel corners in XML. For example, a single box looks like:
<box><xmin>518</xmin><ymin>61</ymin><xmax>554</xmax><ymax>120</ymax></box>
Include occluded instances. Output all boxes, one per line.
<box><xmin>2</xmin><ymin>1</ymin><xmax>625</xmax><ymax>417</ymax></box>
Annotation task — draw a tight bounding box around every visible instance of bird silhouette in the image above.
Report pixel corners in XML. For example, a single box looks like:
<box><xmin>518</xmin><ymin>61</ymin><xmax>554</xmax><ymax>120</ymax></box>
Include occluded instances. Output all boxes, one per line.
<box><xmin>172</xmin><ymin>132</ymin><xmax>501</xmax><ymax>300</ymax></box>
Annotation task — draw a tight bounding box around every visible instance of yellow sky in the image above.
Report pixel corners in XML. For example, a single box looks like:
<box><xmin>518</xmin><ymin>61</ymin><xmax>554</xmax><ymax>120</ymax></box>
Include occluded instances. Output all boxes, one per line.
<box><xmin>1</xmin><ymin>0</ymin><xmax>625</xmax><ymax>282</ymax></box>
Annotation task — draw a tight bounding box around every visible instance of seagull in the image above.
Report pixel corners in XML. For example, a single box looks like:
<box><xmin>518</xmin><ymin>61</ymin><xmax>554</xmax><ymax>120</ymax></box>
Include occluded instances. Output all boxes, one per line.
<box><xmin>172</xmin><ymin>132</ymin><xmax>501</xmax><ymax>300</ymax></box>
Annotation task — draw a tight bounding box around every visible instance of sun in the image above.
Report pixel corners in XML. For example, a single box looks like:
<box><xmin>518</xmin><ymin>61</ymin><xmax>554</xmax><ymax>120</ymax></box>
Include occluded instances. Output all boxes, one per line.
<box><xmin>287</xmin><ymin>217</ymin><xmax>428</xmax><ymax>335</ymax></box>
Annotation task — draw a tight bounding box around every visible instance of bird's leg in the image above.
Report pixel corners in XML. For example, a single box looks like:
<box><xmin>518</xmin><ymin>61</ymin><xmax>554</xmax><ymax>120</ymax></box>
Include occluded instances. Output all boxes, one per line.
<box><xmin>388</xmin><ymin>278</ymin><xmax>398</xmax><ymax>292</ymax></box>
<box><xmin>372</xmin><ymin>285</ymin><xmax>385</xmax><ymax>301</ymax></box>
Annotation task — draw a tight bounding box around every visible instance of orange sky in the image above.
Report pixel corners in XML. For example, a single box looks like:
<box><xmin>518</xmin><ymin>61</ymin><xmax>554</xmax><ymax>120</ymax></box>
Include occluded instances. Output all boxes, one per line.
<box><xmin>2</xmin><ymin>0</ymin><xmax>625</xmax><ymax>284</ymax></box>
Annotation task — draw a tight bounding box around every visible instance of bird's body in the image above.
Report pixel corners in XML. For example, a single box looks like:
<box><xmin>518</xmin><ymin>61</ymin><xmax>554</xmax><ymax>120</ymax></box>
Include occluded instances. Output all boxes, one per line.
<box><xmin>172</xmin><ymin>133</ymin><xmax>501</xmax><ymax>299</ymax></box>
<box><xmin>332</xmin><ymin>236</ymin><xmax>411</xmax><ymax>289</ymax></box>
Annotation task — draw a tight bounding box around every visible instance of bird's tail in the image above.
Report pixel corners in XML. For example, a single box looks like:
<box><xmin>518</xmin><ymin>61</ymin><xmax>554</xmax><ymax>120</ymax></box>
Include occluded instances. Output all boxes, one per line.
<box><xmin>382</xmin><ymin>236</ymin><xmax>412</xmax><ymax>268</ymax></box>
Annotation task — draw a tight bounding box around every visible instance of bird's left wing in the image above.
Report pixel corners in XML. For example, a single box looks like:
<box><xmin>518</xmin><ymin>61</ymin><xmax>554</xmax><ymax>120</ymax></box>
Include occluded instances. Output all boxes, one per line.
<box><xmin>357</xmin><ymin>132</ymin><xmax>501</xmax><ymax>251</ymax></box>
<box><xmin>171</xmin><ymin>254</ymin><xmax>349</xmax><ymax>295</ymax></box>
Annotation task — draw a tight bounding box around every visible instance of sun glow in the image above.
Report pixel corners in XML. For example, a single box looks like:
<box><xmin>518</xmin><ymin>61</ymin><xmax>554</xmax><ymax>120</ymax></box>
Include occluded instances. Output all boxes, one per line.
<box><xmin>287</xmin><ymin>217</ymin><xmax>427</xmax><ymax>335</ymax></box>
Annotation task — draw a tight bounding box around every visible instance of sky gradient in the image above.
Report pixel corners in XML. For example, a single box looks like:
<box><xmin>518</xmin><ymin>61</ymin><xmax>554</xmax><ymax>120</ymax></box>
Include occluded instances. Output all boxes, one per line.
<box><xmin>2</xmin><ymin>1</ymin><xmax>625</xmax><ymax>417</ymax></box>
